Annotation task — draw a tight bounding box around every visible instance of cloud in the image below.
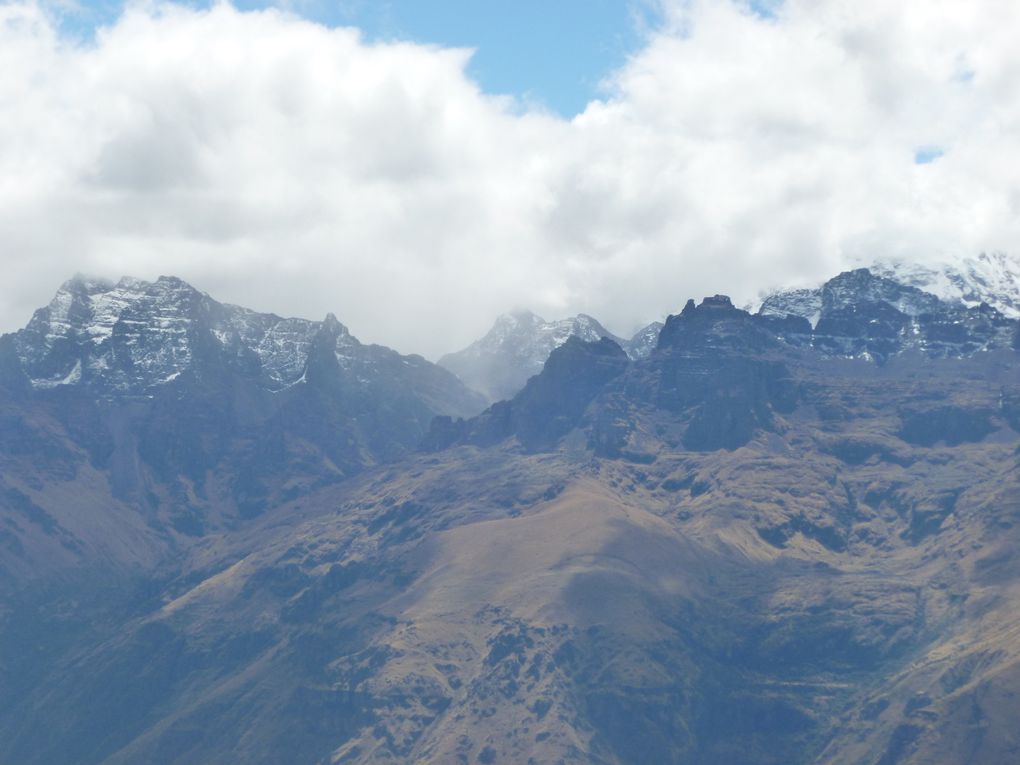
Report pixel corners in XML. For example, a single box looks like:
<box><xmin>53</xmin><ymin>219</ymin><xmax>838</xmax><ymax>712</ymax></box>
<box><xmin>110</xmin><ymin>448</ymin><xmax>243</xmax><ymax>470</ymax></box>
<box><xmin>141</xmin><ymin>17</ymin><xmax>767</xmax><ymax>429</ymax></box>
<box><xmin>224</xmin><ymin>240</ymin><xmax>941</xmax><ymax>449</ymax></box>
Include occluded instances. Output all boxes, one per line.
<box><xmin>2</xmin><ymin>0</ymin><xmax>1020</xmax><ymax>357</ymax></box>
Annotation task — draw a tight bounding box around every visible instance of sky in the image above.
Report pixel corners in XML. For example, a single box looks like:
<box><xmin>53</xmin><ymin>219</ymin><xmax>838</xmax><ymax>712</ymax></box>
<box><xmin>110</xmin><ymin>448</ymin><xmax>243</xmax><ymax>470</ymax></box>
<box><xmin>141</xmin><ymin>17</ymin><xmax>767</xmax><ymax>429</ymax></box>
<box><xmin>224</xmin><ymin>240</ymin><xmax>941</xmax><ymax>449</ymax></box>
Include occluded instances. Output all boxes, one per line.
<box><xmin>51</xmin><ymin>0</ymin><xmax>660</xmax><ymax>116</ymax></box>
<box><xmin>2</xmin><ymin>0</ymin><xmax>1020</xmax><ymax>358</ymax></box>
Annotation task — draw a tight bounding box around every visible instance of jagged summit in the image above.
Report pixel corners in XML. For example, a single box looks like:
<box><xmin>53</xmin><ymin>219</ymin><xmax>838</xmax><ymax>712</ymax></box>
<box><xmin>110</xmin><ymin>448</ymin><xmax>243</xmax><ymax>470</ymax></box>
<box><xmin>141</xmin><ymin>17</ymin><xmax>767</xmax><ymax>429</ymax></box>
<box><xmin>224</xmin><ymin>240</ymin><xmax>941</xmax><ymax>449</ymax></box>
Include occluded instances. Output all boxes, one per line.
<box><xmin>12</xmin><ymin>274</ymin><xmax>314</xmax><ymax>393</ymax></box>
<box><xmin>666</xmin><ymin>294</ymin><xmax>745</xmax><ymax>328</ymax></box>
<box><xmin>870</xmin><ymin>252</ymin><xmax>1020</xmax><ymax>318</ymax></box>
<box><xmin>654</xmin><ymin>294</ymin><xmax>784</xmax><ymax>359</ymax></box>
<box><xmin>430</xmin><ymin>270</ymin><xmax>1020</xmax><ymax>461</ymax></box>
<box><xmin>760</xmin><ymin>268</ymin><xmax>939</xmax><ymax>323</ymax></box>
<box><xmin>10</xmin><ymin>262</ymin><xmax>1018</xmax><ymax>404</ymax></box>
<box><xmin>761</xmin><ymin>254</ymin><xmax>1020</xmax><ymax>322</ymax></box>
<box><xmin>0</xmin><ymin>273</ymin><xmax>486</xmax><ymax>530</ymax></box>
<box><xmin>319</xmin><ymin>312</ymin><xmax>351</xmax><ymax>336</ymax></box>
<box><xmin>756</xmin><ymin>267</ymin><xmax>1018</xmax><ymax>361</ymax></box>
<box><xmin>438</xmin><ymin>310</ymin><xmax>625</xmax><ymax>403</ymax></box>
<box><xmin>674</xmin><ymin>294</ymin><xmax>743</xmax><ymax>319</ymax></box>
<box><xmin>3</xmin><ymin>276</ymin><xmax>478</xmax><ymax>410</ymax></box>
<box><xmin>443</xmin><ymin>257</ymin><xmax>1020</xmax><ymax>405</ymax></box>
<box><xmin>439</xmin><ymin>310</ymin><xmax>662</xmax><ymax>403</ymax></box>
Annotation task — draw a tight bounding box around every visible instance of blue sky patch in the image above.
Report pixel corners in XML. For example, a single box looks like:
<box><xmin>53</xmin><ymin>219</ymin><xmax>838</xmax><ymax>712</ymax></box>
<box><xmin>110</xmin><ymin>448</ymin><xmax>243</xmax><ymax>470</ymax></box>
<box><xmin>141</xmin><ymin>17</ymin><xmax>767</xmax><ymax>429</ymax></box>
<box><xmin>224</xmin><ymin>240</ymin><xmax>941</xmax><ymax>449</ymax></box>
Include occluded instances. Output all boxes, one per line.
<box><xmin>914</xmin><ymin>146</ymin><xmax>945</xmax><ymax>164</ymax></box>
<box><xmin>49</xmin><ymin>0</ymin><xmax>663</xmax><ymax>117</ymax></box>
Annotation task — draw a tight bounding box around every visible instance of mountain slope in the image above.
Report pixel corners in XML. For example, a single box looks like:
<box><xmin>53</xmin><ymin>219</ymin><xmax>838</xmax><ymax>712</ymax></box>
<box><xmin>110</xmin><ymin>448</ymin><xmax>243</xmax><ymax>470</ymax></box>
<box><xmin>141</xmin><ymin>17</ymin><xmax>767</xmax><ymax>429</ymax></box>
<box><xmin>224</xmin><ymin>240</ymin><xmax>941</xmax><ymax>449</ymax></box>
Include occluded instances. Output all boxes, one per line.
<box><xmin>0</xmin><ymin>275</ymin><xmax>484</xmax><ymax>584</ymax></box>
<box><xmin>1</xmin><ymin>267</ymin><xmax>1019</xmax><ymax>765</ymax></box>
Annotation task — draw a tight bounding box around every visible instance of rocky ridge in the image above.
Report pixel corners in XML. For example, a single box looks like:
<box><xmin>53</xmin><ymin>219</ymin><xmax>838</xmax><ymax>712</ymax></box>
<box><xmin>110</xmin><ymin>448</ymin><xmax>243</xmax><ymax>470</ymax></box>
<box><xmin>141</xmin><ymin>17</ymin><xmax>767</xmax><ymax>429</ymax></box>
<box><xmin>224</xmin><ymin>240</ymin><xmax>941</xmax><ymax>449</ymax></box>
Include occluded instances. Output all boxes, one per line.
<box><xmin>11</xmin><ymin>274</ymin><xmax>463</xmax><ymax>397</ymax></box>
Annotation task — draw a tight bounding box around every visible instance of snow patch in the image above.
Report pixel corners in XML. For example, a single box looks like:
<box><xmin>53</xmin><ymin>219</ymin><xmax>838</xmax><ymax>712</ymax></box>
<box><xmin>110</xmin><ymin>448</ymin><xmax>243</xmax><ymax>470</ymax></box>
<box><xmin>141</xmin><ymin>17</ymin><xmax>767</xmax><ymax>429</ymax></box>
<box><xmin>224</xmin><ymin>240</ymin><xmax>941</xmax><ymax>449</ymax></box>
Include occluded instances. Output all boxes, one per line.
<box><xmin>32</xmin><ymin>359</ymin><xmax>81</xmax><ymax>389</ymax></box>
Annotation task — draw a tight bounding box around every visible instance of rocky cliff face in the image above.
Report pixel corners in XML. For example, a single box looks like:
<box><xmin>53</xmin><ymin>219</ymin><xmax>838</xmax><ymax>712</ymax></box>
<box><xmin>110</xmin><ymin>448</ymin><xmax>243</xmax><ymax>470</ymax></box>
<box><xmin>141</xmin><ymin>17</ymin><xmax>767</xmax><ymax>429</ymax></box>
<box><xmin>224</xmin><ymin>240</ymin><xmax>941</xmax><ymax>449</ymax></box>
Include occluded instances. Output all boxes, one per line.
<box><xmin>2</xmin><ymin>267</ymin><xmax>1020</xmax><ymax>765</ymax></box>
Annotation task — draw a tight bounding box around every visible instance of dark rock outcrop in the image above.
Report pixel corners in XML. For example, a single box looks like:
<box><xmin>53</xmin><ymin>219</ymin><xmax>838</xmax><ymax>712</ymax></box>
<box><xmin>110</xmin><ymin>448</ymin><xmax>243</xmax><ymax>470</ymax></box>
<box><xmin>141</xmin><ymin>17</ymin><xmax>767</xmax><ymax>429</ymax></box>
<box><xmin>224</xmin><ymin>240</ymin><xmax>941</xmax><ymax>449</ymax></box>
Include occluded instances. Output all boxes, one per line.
<box><xmin>427</xmin><ymin>336</ymin><xmax>630</xmax><ymax>451</ymax></box>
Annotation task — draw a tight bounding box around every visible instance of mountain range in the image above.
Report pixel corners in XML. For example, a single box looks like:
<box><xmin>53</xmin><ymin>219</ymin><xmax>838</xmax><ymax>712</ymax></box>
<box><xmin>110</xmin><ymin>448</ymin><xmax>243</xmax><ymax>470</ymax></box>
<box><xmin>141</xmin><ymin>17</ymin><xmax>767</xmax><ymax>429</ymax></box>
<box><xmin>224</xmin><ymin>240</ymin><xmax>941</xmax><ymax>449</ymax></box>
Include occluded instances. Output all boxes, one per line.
<box><xmin>1</xmin><ymin>255</ymin><xmax>1019</xmax><ymax>765</ymax></box>
<box><xmin>0</xmin><ymin>273</ymin><xmax>483</xmax><ymax>576</ymax></box>
<box><xmin>440</xmin><ymin>253</ymin><xmax>1020</xmax><ymax>405</ymax></box>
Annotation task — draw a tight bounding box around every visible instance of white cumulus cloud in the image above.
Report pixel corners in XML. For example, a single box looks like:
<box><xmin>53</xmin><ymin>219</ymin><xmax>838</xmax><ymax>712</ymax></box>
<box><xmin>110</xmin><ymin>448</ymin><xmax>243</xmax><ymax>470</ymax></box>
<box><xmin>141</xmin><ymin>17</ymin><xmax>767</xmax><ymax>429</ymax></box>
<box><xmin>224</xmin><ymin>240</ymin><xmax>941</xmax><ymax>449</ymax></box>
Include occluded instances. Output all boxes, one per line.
<box><xmin>2</xmin><ymin>0</ymin><xmax>1020</xmax><ymax>357</ymax></box>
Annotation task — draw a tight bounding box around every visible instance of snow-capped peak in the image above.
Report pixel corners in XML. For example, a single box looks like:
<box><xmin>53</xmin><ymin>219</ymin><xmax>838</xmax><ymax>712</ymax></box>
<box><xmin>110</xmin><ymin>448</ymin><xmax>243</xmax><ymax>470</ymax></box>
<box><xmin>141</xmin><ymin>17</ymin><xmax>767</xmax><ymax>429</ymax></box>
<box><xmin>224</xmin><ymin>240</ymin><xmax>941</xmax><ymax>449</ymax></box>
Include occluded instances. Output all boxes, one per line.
<box><xmin>462</xmin><ymin>311</ymin><xmax>617</xmax><ymax>362</ymax></box>
<box><xmin>758</xmin><ymin>253</ymin><xmax>1020</xmax><ymax>324</ymax></box>
<box><xmin>868</xmin><ymin>252</ymin><xmax>1020</xmax><ymax>318</ymax></box>
<box><xmin>8</xmin><ymin>275</ymin><xmax>367</xmax><ymax>395</ymax></box>
<box><xmin>439</xmin><ymin>310</ymin><xmax>627</xmax><ymax>402</ymax></box>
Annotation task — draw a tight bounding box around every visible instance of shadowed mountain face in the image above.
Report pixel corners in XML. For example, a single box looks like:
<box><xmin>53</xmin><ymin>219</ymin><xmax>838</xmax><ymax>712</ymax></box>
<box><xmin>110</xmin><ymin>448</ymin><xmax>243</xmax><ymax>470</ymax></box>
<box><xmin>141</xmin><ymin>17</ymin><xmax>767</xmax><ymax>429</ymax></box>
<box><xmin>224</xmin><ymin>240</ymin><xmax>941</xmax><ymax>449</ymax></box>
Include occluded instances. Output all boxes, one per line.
<box><xmin>428</xmin><ymin>336</ymin><xmax>631</xmax><ymax>452</ymax></box>
<box><xmin>1</xmin><ymin>269</ymin><xmax>1020</xmax><ymax>765</ymax></box>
